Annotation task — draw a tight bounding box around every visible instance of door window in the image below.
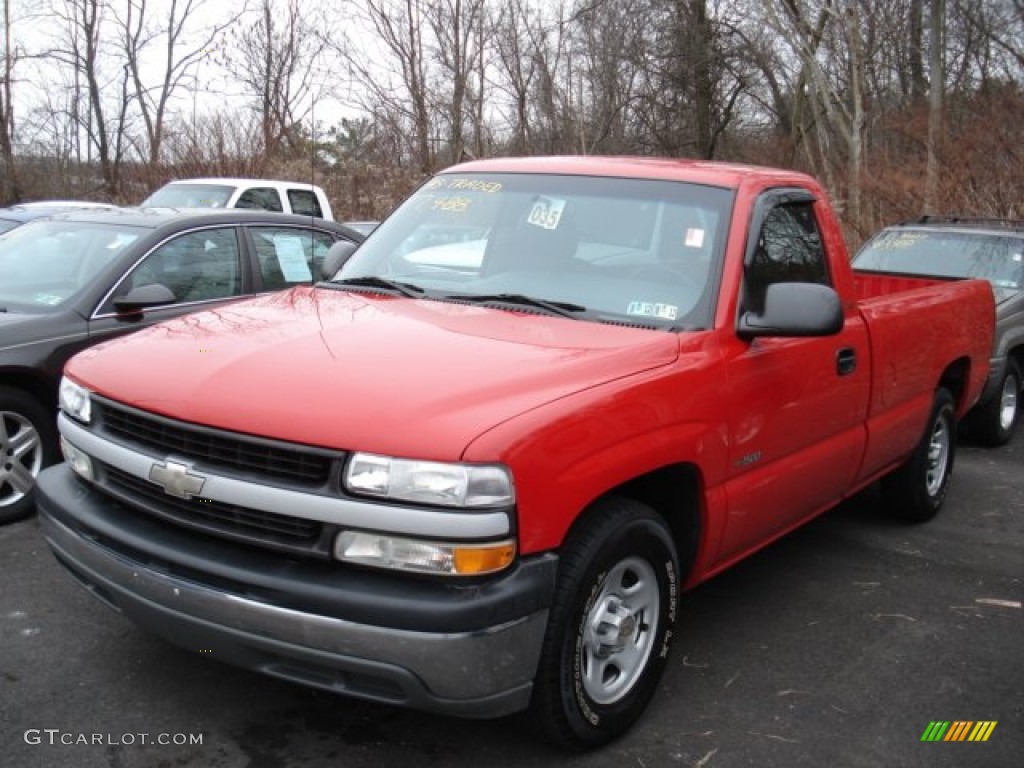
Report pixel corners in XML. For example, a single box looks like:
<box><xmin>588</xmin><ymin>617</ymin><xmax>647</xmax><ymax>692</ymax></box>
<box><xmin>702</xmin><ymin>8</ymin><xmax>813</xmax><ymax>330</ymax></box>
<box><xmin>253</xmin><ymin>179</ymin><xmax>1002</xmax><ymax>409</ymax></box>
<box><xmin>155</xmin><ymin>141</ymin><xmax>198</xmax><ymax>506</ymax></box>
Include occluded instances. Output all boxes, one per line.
<box><xmin>288</xmin><ymin>189</ymin><xmax>324</xmax><ymax>218</ymax></box>
<box><xmin>745</xmin><ymin>201</ymin><xmax>830</xmax><ymax>314</ymax></box>
<box><xmin>250</xmin><ymin>227</ymin><xmax>337</xmax><ymax>289</ymax></box>
<box><xmin>236</xmin><ymin>187</ymin><xmax>284</xmax><ymax>212</ymax></box>
<box><xmin>100</xmin><ymin>228</ymin><xmax>242</xmax><ymax>312</ymax></box>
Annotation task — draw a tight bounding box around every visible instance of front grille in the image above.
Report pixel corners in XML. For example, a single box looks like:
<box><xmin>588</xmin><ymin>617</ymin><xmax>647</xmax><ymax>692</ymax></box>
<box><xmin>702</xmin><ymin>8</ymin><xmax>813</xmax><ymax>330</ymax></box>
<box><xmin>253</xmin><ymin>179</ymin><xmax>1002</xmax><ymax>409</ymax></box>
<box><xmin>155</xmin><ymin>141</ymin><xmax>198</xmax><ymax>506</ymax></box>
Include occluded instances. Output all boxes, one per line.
<box><xmin>105</xmin><ymin>465</ymin><xmax>326</xmax><ymax>552</ymax></box>
<box><xmin>97</xmin><ymin>401</ymin><xmax>334</xmax><ymax>486</ymax></box>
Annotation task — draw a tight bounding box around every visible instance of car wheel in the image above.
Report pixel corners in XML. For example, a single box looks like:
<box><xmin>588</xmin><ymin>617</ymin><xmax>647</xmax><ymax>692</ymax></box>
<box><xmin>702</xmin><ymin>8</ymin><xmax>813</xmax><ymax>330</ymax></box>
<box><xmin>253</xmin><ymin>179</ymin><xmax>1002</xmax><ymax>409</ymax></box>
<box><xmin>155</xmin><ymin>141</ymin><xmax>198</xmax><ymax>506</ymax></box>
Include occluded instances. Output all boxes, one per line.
<box><xmin>882</xmin><ymin>388</ymin><xmax>956</xmax><ymax>523</ymax></box>
<box><xmin>972</xmin><ymin>359</ymin><xmax>1020</xmax><ymax>447</ymax></box>
<box><xmin>530</xmin><ymin>497</ymin><xmax>680</xmax><ymax>751</ymax></box>
<box><xmin>0</xmin><ymin>386</ymin><xmax>58</xmax><ymax>524</ymax></box>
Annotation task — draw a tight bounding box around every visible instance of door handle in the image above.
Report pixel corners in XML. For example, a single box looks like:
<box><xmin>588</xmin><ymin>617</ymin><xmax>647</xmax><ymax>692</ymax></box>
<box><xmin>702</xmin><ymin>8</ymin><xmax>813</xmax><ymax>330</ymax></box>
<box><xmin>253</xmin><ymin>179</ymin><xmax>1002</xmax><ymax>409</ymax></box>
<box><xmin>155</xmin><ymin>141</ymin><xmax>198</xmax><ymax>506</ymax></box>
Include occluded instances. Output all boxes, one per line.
<box><xmin>836</xmin><ymin>347</ymin><xmax>857</xmax><ymax>376</ymax></box>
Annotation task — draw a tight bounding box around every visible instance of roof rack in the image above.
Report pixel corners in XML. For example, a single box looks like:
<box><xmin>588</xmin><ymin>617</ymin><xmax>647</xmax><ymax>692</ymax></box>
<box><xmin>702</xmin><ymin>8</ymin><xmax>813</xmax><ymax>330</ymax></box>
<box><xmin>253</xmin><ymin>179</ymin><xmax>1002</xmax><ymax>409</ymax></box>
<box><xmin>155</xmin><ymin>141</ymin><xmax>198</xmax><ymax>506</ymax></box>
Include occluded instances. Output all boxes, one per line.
<box><xmin>899</xmin><ymin>215</ymin><xmax>1024</xmax><ymax>230</ymax></box>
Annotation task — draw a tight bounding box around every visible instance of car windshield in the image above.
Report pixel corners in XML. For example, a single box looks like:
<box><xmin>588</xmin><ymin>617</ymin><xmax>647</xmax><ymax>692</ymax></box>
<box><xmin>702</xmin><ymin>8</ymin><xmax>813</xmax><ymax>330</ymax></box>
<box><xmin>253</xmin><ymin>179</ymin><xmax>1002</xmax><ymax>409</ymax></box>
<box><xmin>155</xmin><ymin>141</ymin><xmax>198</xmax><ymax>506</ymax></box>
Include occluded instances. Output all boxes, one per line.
<box><xmin>0</xmin><ymin>220</ymin><xmax>145</xmax><ymax>310</ymax></box>
<box><xmin>855</xmin><ymin>228</ymin><xmax>1024</xmax><ymax>301</ymax></box>
<box><xmin>143</xmin><ymin>183</ymin><xmax>235</xmax><ymax>208</ymax></box>
<box><xmin>333</xmin><ymin>172</ymin><xmax>733</xmax><ymax>329</ymax></box>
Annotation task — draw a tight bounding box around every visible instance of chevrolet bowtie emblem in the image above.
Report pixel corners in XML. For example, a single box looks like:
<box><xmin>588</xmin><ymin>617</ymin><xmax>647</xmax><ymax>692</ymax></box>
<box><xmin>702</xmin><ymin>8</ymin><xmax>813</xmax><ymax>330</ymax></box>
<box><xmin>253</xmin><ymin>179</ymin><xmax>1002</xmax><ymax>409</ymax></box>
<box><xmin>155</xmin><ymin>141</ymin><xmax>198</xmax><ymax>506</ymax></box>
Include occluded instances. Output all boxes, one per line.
<box><xmin>148</xmin><ymin>460</ymin><xmax>206</xmax><ymax>499</ymax></box>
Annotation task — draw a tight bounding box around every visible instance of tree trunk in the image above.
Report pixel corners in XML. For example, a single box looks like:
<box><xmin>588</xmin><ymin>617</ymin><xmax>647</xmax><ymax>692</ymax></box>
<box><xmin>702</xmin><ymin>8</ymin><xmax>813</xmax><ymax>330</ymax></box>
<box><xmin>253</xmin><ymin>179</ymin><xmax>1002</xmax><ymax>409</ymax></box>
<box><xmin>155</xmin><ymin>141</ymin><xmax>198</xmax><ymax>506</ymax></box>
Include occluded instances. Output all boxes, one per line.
<box><xmin>689</xmin><ymin>0</ymin><xmax>713</xmax><ymax>159</ymax></box>
<box><xmin>924</xmin><ymin>0</ymin><xmax>945</xmax><ymax>213</ymax></box>
<box><xmin>0</xmin><ymin>0</ymin><xmax>20</xmax><ymax>203</ymax></box>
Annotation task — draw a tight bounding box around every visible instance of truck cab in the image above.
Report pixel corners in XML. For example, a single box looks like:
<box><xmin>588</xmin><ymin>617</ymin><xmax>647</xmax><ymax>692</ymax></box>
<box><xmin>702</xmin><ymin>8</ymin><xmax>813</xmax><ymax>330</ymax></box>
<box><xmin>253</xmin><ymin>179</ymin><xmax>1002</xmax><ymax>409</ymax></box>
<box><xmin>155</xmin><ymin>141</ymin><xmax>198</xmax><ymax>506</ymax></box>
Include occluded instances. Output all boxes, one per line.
<box><xmin>143</xmin><ymin>178</ymin><xmax>334</xmax><ymax>220</ymax></box>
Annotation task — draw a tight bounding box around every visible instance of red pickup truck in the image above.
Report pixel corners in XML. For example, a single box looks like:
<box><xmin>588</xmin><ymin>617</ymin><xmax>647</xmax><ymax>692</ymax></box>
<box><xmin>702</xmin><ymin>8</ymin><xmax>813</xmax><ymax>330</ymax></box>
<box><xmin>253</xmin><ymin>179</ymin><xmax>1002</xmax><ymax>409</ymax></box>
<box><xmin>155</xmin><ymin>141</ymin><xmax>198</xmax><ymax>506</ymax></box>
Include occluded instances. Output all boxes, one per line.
<box><xmin>37</xmin><ymin>158</ymin><xmax>994</xmax><ymax>749</ymax></box>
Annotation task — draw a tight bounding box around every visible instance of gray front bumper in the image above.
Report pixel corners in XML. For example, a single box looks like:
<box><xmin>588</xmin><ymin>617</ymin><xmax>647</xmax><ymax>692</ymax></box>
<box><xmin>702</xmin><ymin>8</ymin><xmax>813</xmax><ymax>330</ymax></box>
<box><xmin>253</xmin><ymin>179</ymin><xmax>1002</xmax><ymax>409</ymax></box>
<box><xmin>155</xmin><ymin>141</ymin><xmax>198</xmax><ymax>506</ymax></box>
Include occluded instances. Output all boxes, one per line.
<box><xmin>38</xmin><ymin>466</ymin><xmax>553</xmax><ymax>718</ymax></box>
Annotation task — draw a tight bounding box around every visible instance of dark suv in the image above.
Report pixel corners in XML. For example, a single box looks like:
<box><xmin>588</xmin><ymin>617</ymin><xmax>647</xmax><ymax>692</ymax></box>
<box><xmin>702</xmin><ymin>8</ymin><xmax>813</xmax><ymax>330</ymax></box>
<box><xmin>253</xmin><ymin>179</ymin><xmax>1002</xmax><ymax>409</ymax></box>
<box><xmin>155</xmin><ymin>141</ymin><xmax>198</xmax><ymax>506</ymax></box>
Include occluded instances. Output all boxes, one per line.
<box><xmin>854</xmin><ymin>217</ymin><xmax>1023</xmax><ymax>446</ymax></box>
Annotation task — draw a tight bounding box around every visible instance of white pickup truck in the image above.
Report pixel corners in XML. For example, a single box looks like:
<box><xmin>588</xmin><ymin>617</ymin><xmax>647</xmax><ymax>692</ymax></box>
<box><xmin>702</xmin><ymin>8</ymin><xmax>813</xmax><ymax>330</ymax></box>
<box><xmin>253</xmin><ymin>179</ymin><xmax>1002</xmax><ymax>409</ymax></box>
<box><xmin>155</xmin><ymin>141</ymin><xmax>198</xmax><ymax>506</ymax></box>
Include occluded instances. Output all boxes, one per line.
<box><xmin>143</xmin><ymin>178</ymin><xmax>334</xmax><ymax>220</ymax></box>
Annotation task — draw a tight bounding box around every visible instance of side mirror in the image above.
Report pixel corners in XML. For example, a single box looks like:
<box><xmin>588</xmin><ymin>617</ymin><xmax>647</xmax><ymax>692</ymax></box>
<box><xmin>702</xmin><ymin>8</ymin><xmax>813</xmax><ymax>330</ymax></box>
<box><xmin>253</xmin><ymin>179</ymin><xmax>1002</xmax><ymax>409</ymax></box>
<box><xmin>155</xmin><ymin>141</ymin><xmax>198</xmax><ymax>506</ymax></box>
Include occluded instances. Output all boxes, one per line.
<box><xmin>738</xmin><ymin>282</ymin><xmax>843</xmax><ymax>339</ymax></box>
<box><xmin>113</xmin><ymin>283</ymin><xmax>177</xmax><ymax>314</ymax></box>
<box><xmin>320</xmin><ymin>240</ymin><xmax>358</xmax><ymax>280</ymax></box>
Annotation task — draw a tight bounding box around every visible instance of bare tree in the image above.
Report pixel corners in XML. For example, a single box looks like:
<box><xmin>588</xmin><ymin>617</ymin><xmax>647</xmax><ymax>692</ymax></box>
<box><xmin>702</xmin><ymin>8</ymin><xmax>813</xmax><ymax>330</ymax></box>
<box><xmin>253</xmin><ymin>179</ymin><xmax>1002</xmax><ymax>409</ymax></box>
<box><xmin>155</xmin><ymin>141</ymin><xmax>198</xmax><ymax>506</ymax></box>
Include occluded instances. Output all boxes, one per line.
<box><xmin>0</xmin><ymin>0</ymin><xmax>21</xmax><ymax>202</ymax></box>
<box><xmin>758</xmin><ymin>0</ymin><xmax>873</xmax><ymax>222</ymax></box>
<box><xmin>224</xmin><ymin>0</ymin><xmax>331</xmax><ymax>162</ymax></box>
<box><xmin>491</xmin><ymin>0</ymin><xmax>538</xmax><ymax>153</ymax></box>
<box><xmin>116</xmin><ymin>0</ymin><xmax>243</xmax><ymax>167</ymax></box>
<box><xmin>924</xmin><ymin>0</ymin><xmax>945</xmax><ymax>211</ymax></box>
<box><xmin>46</xmin><ymin>0</ymin><xmax>136</xmax><ymax>198</ymax></box>
<box><xmin>353</xmin><ymin>0</ymin><xmax>434</xmax><ymax>172</ymax></box>
<box><xmin>426</xmin><ymin>0</ymin><xmax>488</xmax><ymax>164</ymax></box>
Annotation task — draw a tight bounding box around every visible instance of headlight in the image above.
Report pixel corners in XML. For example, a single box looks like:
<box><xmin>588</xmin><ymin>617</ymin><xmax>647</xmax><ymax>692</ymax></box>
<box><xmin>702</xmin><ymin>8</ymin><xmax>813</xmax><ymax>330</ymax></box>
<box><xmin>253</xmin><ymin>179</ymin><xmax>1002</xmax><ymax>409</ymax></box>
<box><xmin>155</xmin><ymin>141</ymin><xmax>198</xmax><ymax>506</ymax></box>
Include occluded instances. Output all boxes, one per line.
<box><xmin>58</xmin><ymin>376</ymin><xmax>92</xmax><ymax>423</ymax></box>
<box><xmin>334</xmin><ymin>531</ymin><xmax>516</xmax><ymax>576</ymax></box>
<box><xmin>344</xmin><ymin>452</ymin><xmax>514</xmax><ymax>508</ymax></box>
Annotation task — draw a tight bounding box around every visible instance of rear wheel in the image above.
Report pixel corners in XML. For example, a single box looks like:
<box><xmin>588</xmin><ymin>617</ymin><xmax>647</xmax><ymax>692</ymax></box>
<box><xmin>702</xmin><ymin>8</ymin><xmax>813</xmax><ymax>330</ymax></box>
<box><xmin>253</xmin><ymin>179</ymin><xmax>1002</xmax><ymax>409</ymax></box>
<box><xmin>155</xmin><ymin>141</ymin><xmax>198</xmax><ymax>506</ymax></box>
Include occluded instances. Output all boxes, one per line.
<box><xmin>972</xmin><ymin>359</ymin><xmax>1020</xmax><ymax>447</ymax></box>
<box><xmin>530</xmin><ymin>497</ymin><xmax>679</xmax><ymax>751</ymax></box>
<box><xmin>882</xmin><ymin>388</ymin><xmax>956</xmax><ymax>523</ymax></box>
<box><xmin>0</xmin><ymin>387</ymin><xmax>58</xmax><ymax>524</ymax></box>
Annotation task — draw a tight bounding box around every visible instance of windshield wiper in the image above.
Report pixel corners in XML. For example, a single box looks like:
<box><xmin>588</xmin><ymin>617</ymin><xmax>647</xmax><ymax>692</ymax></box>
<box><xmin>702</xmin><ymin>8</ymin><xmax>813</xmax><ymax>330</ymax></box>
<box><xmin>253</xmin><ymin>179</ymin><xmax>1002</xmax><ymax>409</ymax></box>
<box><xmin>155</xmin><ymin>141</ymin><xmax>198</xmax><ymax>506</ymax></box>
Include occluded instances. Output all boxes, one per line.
<box><xmin>327</xmin><ymin>276</ymin><xmax>425</xmax><ymax>298</ymax></box>
<box><xmin>448</xmin><ymin>292</ymin><xmax>587</xmax><ymax>319</ymax></box>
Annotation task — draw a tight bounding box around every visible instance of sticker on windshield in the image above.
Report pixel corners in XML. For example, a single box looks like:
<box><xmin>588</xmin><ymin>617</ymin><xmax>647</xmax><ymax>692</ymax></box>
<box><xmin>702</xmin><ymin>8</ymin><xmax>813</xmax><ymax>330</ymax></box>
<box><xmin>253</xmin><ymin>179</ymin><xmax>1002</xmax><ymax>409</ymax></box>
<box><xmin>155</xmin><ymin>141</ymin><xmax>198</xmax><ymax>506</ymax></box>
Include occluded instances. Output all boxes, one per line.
<box><xmin>432</xmin><ymin>195</ymin><xmax>472</xmax><ymax>213</ymax></box>
<box><xmin>684</xmin><ymin>228</ymin><xmax>705</xmax><ymax>248</ymax></box>
<box><xmin>627</xmin><ymin>301</ymin><xmax>678</xmax><ymax>321</ymax></box>
<box><xmin>105</xmin><ymin>233</ymin><xmax>139</xmax><ymax>250</ymax></box>
<box><xmin>526</xmin><ymin>197</ymin><xmax>566</xmax><ymax>230</ymax></box>
<box><xmin>424</xmin><ymin>177</ymin><xmax>502</xmax><ymax>194</ymax></box>
<box><xmin>32</xmin><ymin>293</ymin><xmax>65</xmax><ymax>306</ymax></box>
<box><xmin>877</xmin><ymin>232</ymin><xmax>926</xmax><ymax>250</ymax></box>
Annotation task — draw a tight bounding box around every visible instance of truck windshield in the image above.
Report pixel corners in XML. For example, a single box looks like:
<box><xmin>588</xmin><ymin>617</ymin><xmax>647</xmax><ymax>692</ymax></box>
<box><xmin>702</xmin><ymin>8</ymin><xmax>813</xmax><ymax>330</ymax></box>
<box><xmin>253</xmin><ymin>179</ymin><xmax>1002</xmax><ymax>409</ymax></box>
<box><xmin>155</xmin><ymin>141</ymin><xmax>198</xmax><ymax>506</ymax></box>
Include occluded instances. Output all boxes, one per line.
<box><xmin>0</xmin><ymin>220</ymin><xmax>143</xmax><ymax>310</ymax></box>
<box><xmin>333</xmin><ymin>173</ymin><xmax>733</xmax><ymax>329</ymax></box>
<box><xmin>143</xmin><ymin>183</ymin><xmax>235</xmax><ymax>208</ymax></box>
<box><xmin>855</xmin><ymin>228</ymin><xmax>1024</xmax><ymax>301</ymax></box>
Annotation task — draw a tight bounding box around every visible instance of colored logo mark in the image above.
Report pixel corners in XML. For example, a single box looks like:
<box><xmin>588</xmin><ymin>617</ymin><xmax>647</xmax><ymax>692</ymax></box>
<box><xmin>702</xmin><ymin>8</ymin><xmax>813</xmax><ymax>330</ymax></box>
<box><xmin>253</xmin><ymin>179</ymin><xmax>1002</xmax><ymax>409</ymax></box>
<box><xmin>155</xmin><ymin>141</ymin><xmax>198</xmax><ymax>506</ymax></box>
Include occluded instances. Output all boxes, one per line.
<box><xmin>921</xmin><ymin>721</ymin><xmax>997</xmax><ymax>742</ymax></box>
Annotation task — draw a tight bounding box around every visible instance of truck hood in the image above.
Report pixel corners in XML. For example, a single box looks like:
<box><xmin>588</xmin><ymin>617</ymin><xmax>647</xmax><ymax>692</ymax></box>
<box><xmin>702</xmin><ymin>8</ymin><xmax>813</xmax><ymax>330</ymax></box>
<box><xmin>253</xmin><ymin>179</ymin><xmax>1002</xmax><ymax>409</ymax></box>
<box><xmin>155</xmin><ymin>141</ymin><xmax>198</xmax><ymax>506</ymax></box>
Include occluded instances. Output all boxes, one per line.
<box><xmin>68</xmin><ymin>287</ymin><xmax>679</xmax><ymax>459</ymax></box>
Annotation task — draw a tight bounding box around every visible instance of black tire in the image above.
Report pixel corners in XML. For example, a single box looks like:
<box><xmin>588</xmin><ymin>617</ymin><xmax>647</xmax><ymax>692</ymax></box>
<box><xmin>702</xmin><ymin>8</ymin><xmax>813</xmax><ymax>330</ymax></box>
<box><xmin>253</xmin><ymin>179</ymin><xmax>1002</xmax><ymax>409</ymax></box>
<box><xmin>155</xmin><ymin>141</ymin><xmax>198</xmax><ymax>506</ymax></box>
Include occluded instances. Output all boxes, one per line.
<box><xmin>972</xmin><ymin>359</ymin><xmax>1020</xmax><ymax>447</ymax></box>
<box><xmin>882</xmin><ymin>388</ymin><xmax>956</xmax><ymax>523</ymax></box>
<box><xmin>0</xmin><ymin>386</ymin><xmax>59</xmax><ymax>524</ymax></box>
<box><xmin>530</xmin><ymin>497</ymin><xmax>680</xmax><ymax>751</ymax></box>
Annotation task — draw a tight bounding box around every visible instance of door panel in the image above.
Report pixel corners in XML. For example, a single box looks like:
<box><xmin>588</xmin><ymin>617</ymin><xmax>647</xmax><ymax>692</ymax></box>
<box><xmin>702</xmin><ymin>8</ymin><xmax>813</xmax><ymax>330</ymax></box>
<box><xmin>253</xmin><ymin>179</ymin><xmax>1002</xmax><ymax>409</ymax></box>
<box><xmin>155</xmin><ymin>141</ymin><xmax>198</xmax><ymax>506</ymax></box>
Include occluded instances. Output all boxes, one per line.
<box><xmin>715</xmin><ymin>192</ymin><xmax>871</xmax><ymax>564</ymax></box>
<box><xmin>718</xmin><ymin>319</ymin><xmax>870</xmax><ymax>562</ymax></box>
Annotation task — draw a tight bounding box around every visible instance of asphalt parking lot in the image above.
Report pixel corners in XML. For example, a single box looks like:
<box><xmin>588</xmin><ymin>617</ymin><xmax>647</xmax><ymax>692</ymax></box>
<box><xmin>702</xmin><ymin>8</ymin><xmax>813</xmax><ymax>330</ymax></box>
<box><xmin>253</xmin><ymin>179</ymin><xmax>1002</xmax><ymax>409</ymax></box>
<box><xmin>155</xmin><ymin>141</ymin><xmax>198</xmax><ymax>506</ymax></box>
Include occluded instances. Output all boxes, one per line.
<box><xmin>2</xmin><ymin>433</ymin><xmax>1020</xmax><ymax>768</ymax></box>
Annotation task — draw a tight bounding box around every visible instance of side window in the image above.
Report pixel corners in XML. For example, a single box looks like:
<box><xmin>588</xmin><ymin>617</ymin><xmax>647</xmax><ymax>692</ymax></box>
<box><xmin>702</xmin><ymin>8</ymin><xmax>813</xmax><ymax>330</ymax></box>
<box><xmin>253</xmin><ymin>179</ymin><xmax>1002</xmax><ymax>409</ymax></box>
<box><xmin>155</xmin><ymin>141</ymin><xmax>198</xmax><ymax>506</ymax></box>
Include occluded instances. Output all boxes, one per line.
<box><xmin>745</xmin><ymin>201</ymin><xmax>830</xmax><ymax>313</ymax></box>
<box><xmin>102</xmin><ymin>228</ymin><xmax>241</xmax><ymax>312</ymax></box>
<box><xmin>288</xmin><ymin>189</ymin><xmax>323</xmax><ymax>218</ymax></box>
<box><xmin>236</xmin><ymin>187</ymin><xmax>284</xmax><ymax>212</ymax></box>
<box><xmin>250</xmin><ymin>227</ymin><xmax>337</xmax><ymax>290</ymax></box>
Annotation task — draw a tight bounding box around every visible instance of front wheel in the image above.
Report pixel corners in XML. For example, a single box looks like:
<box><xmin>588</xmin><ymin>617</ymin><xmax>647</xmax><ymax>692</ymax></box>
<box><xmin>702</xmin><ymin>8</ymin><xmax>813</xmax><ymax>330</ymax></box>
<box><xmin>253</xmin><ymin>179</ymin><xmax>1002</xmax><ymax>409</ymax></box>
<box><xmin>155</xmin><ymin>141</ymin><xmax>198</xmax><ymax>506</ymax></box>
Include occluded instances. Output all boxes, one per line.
<box><xmin>530</xmin><ymin>497</ymin><xmax>680</xmax><ymax>751</ymax></box>
<box><xmin>0</xmin><ymin>386</ymin><xmax>59</xmax><ymax>524</ymax></box>
<box><xmin>972</xmin><ymin>359</ymin><xmax>1020</xmax><ymax>447</ymax></box>
<box><xmin>882</xmin><ymin>387</ymin><xmax>956</xmax><ymax>523</ymax></box>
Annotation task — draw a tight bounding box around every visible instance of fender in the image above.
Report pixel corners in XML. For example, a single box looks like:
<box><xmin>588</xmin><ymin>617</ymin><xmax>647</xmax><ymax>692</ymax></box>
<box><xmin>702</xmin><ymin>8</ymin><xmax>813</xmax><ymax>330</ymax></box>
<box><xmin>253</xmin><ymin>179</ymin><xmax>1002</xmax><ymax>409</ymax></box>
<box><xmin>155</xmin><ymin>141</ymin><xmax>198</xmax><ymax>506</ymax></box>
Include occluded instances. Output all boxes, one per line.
<box><xmin>462</xmin><ymin>368</ymin><xmax>730</xmax><ymax>560</ymax></box>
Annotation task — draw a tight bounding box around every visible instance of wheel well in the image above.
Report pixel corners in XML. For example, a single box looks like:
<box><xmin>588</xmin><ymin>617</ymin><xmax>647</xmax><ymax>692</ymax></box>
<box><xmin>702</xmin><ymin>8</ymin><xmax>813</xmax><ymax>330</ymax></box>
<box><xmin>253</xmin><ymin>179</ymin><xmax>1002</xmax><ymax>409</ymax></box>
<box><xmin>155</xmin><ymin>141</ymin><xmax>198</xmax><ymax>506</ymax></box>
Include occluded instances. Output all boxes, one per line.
<box><xmin>588</xmin><ymin>464</ymin><xmax>703</xmax><ymax>581</ymax></box>
<box><xmin>1009</xmin><ymin>346</ymin><xmax>1024</xmax><ymax>377</ymax></box>
<box><xmin>939</xmin><ymin>358</ymin><xmax>970</xmax><ymax>411</ymax></box>
<box><xmin>0</xmin><ymin>371</ymin><xmax>56</xmax><ymax>410</ymax></box>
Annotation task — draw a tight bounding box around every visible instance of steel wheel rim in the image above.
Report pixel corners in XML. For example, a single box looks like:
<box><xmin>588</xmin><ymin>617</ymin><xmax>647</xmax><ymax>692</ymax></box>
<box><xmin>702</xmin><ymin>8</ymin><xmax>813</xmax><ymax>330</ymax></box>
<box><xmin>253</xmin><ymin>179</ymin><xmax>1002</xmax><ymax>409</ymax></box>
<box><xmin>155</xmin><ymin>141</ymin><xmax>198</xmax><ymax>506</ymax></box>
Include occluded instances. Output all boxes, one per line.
<box><xmin>581</xmin><ymin>556</ymin><xmax>660</xmax><ymax>705</ymax></box>
<box><xmin>0</xmin><ymin>411</ymin><xmax>43</xmax><ymax>506</ymax></box>
<box><xmin>925</xmin><ymin>411</ymin><xmax>951</xmax><ymax>496</ymax></box>
<box><xmin>998</xmin><ymin>375</ymin><xmax>1018</xmax><ymax>432</ymax></box>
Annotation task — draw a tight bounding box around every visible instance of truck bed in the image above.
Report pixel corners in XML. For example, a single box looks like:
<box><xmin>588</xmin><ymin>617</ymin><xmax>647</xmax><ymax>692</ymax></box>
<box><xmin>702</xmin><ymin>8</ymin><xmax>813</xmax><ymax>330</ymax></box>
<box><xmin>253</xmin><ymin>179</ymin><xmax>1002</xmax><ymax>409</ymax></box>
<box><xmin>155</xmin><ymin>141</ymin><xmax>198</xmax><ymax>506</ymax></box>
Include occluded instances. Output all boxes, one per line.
<box><xmin>851</xmin><ymin>272</ymin><xmax>993</xmax><ymax>485</ymax></box>
<box><xmin>852</xmin><ymin>270</ymin><xmax>956</xmax><ymax>301</ymax></box>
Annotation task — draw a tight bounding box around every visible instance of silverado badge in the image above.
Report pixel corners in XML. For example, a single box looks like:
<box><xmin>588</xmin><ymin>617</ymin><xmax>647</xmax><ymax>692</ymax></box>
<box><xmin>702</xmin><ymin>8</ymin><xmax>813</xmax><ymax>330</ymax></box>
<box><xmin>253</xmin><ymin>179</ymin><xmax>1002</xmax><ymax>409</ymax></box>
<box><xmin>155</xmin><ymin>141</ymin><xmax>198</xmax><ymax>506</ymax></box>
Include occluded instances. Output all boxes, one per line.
<box><xmin>148</xmin><ymin>460</ymin><xmax>206</xmax><ymax>499</ymax></box>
